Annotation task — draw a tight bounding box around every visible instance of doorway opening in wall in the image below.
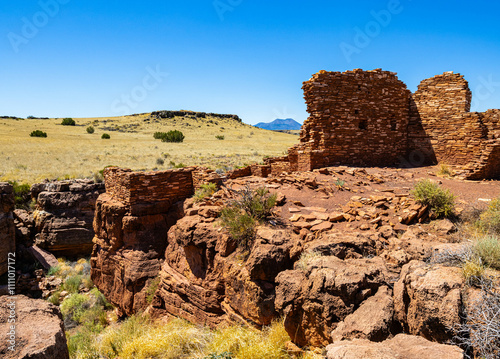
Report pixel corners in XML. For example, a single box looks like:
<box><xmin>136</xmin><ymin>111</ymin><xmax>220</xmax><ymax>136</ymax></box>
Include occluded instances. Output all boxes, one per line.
<box><xmin>359</xmin><ymin>120</ymin><xmax>367</xmax><ymax>130</ymax></box>
<box><xmin>390</xmin><ymin>118</ymin><xmax>397</xmax><ymax>131</ymax></box>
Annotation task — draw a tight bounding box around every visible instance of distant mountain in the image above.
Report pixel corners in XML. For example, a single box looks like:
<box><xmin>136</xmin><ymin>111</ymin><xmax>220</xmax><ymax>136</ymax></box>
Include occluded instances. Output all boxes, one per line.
<box><xmin>254</xmin><ymin>118</ymin><xmax>302</xmax><ymax>131</ymax></box>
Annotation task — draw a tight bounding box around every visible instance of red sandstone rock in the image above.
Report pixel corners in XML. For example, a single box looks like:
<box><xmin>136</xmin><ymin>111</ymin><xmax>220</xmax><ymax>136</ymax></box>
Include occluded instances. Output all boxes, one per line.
<box><xmin>330</xmin><ymin>285</ymin><xmax>394</xmax><ymax>342</ymax></box>
<box><xmin>393</xmin><ymin>260</ymin><xmax>464</xmax><ymax>342</ymax></box>
<box><xmin>275</xmin><ymin>255</ymin><xmax>389</xmax><ymax>347</ymax></box>
<box><xmin>0</xmin><ymin>295</ymin><xmax>69</xmax><ymax>359</ymax></box>
<box><xmin>326</xmin><ymin>334</ymin><xmax>463</xmax><ymax>359</ymax></box>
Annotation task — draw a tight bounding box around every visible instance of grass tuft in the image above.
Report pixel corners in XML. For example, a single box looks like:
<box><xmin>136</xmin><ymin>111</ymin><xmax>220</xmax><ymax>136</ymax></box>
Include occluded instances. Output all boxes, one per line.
<box><xmin>411</xmin><ymin>179</ymin><xmax>455</xmax><ymax>218</ymax></box>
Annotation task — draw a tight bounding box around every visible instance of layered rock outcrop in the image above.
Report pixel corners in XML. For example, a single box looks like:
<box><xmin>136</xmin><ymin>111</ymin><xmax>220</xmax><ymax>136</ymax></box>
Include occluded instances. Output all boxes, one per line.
<box><xmin>0</xmin><ymin>295</ymin><xmax>69</xmax><ymax>359</ymax></box>
<box><xmin>91</xmin><ymin>167</ymin><xmax>196</xmax><ymax>316</ymax></box>
<box><xmin>150</xmin><ymin>214</ymin><xmax>297</xmax><ymax>327</ymax></box>
<box><xmin>31</xmin><ymin>179</ymin><xmax>105</xmax><ymax>256</ymax></box>
<box><xmin>0</xmin><ymin>183</ymin><xmax>15</xmax><ymax>276</ymax></box>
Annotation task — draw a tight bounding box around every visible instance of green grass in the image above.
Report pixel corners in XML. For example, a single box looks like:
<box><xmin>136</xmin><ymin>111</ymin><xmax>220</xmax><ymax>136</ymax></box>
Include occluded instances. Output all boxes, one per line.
<box><xmin>473</xmin><ymin>235</ymin><xmax>500</xmax><ymax>270</ymax></box>
<box><xmin>193</xmin><ymin>182</ymin><xmax>217</xmax><ymax>202</ymax></box>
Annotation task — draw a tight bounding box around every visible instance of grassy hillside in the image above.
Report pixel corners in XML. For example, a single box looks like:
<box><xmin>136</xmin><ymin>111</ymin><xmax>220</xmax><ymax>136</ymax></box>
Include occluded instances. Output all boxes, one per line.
<box><xmin>0</xmin><ymin>112</ymin><xmax>299</xmax><ymax>184</ymax></box>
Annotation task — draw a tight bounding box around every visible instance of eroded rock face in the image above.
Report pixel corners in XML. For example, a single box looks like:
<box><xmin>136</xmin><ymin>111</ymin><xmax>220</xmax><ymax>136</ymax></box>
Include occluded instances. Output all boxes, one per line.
<box><xmin>91</xmin><ymin>194</ymin><xmax>181</xmax><ymax>316</ymax></box>
<box><xmin>275</xmin><ymin>255</ymin><xmax>389</xmax><ymax>347</ymax></box>
<box><xmin>150</xmin><ymin>211</ymin><xmax>297</xmax><ymax>328</ymax></box>
<box><xmin>0</xmin><ymin>295</ymin><xmax>69</xmax><ymax>359</ymax></box>
<box><xmin>326</xmin><ymin>334</ymin><xmax>463</xmax><ymax>359</ymax></box>
<box><xmin>394</xmin><ymin>260</ymin><xmax>464</xmax><ymax>342</ymax></box>
<box><xmin>32</xmin><ymin>180</ymin><xmax>105</xmax><ymax>256</ymax></box>
<box><xmin>330</xmin><ymin>285</ymin><xmax>395</xmax><ymax>342</ymax></box>
<box><xmin>0</xmin><ymin>183</ymin><xmax>15</xmax><ymax>276</ymax></box>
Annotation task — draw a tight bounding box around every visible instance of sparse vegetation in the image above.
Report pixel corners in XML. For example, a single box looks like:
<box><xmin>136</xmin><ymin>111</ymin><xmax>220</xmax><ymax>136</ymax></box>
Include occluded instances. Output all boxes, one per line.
<box><xmin>8</xmin><ymin>180</ymin><xmax>32</xmax><ymax>210</ymax></box>
<box><xmin>437</xmin><ymin>163</ymin><xmax>453</xmax><ymax>177</ymax></box>
<box><xmin>156</xmin><ymin>158</ymin><xmax>165</xmax><ymax>166</ymax></box>
<box><xmin>473</xmin><ymin>235</ymin><xmax>500</xmax><ymax>270</ymax></box>
<box><xmin>297</xmin><ymin>251</ymin><xmax>323</xmax><ymax>272</ymax></box>
<box><xmin>146</xmin><ymin>276</ymin><xmax>161</xmax><ymax>304</ymax></box>
<box><xmin>101</xmin><ymin>133</ymin><xmax>111</xmax><ymax>139</ymax></box>
<box><xmin>220</xmin><ymin>186</ymin><xmax>277</xmax><ymax>249</ymax></box>
<box><xmin>30</xmin><ymin>129</ymin><xmax>47</xmax><ymax>137</ymax></box>
<box><xmin>455</xmin><ymin>280</ymin><xmax>500</xmax><ymax>359</ymax></box>
<box><xmin>215</xmin><ymin>135</ymin><xmax>225</xmax><ymax>140</ymax></box>
<box><xmin>412</xmin><ymin>179</ymin><xmax>455</xmax><ymax>218</ymax></box>
<box><xmin>194</xmin><ymin>182</ymin><xmax>217</xmax><ymax>202</ymax></box>
<box><xmin>62</xmin><ymin>118</ymin><xmax>76</xmax><ymax>126</ymax></box>
<box><xmin>86</xmin><ymin>126</ymin><xmax>95</xmax><ymax>134</ymax></box>
<box><xmin>477</xmin><ymin>198</ymin><xmax>500</xmax><ymax>235</ymax></box>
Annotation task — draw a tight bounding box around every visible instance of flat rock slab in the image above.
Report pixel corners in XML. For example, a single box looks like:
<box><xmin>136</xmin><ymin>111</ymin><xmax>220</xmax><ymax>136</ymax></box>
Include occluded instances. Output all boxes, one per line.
<box><xmin>0</xmin><ymin>295</ymin><xmax>69</xmax><ymax>359</ymax></box>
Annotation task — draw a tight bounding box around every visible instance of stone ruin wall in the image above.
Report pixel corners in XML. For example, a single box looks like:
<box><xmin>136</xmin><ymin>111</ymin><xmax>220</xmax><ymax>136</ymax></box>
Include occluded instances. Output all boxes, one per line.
<box><xmin>295</xmin><ymin>69</ymin><xmax>410</xmax><ymax>169</ymax></box>
<box><xmin>104</xmin><ymin>167</ymin><xmax>195</xmax><ymax>205</ymax></box>
<box><xmin>410</xmin><ymin>72</ymin><xmax>500</xmax><ymax>179</ymax></box>
<box><xmin>0</xmin><ymin>183</ymin><xmax>15</xmax><ymax>276</ymax></box>
<box><xmin>276</xmin><ymin>69</ymin><xmax>500</xmax><ymax>179</ymax></box>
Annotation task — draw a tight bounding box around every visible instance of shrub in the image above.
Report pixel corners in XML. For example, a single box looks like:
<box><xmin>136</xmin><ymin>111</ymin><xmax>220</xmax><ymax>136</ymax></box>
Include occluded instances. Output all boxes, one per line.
<box><xmin>156</xmin><ymin>158</ymin><xmax>165</xmax><ymax>166</ymax></box>
<box><xmin>30</xmin><ymin>130</ymin><xmax>47</xmax><ymax>137</ymax></box>
<box><xmin>47</xmin><ymin>265</ymin><xmax>61</xmax><ymax>276</ymax></box>
<box><xmin>194</xmin><ymin>183</ymin><xmax>217</xmax><ymax>202</ymax></box>
<box><xmin>411</xmin><ymin>179</ymin><xmax>455</xmax><ymax>218</ymax></box>
<box><xmin>220</xmin><ymin>187</ymin><xmax>276</xmax><ymax>249</ymax></box>
<box><xmin>153</xmin><ymin>131</ymin><xmax>167</xmax><ymax>139</ymax></box>
<box><xmin>462</xmin><ymin>259</ymin><xmax>485</xmax><ymax>286</ymax></box>
<box><xmin>215</xmin><ymin>135</ymin><xmax>225</xmax><ymax>140</ymax></box>
<box><xmin>86</xmin><ymin>126</ymin><xmax>95</xmax><ymax>134</ymax></box>
<box><xmin>477</xmin><ymin>198</ymin><xmax>500</xmax><ymax>235</ymax></box>
<box><xmin>101</xmin><ymin>133</ymin><xmax>110</xmax><ymax>139</ymax></box>
<box><xmin>61</xmin><ymin>293</ymin><xmax>89</xmax><ymax>322</ymax></box>
<box><xmin>8</xmin><ymin>181</ymin><xmax>31</xmax><ymax>210</ymax></box>
<box><xmin>162</xmin><ymin>130</ymin><xmax>185</xmax><ymax>143</ymax></box>
<box><xmin>455</xmin><ymin>281</ymin><xmax>500</xmax><ymax>359</ymax></box>
<box><xmin>437</xmin><ymin>163</ymin><xmax>453</xmax><ymax>177</ymax></box>
<box><xmin>146</xmin><ymin>277</ymin><xmax>161</xmax><ymax>304</ymax></box>
<box><xmin>473</xmin><ymin>235</ymin><xmax>500</xmax><ymax>270</ymax></box>
<box><xmin>63</xmin><ymin>274</ymin><xmax>82</xmax><ymax>293</ymax></box>
<box><xmin>61</xmin><ymin>118</ymin><xmax>76</xmax><ymax>126</ymax></box>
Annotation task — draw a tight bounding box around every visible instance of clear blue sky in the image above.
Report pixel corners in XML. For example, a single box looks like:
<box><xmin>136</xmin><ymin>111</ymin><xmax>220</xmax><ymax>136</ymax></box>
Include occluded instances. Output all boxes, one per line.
<box><xmin>1</xmin><ymin>1</ymin><xmax>500</xmax><ymax>125</ymax></box>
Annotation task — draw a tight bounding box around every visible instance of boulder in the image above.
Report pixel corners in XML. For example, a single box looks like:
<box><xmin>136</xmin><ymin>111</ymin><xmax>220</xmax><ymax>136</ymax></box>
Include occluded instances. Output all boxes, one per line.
<box><xmin>0</xmin><ymin>183</ymin><xmax>15</xmax><ymax>276</ymax></box>
<box><xmin>394</xmin><ymin>260</ymin><xmax>464</xmax><ymax>342</ymax></box>
<box><xmin>326</xmin><ymin>334</ymin><xmax>463</xmax><ymax>359</ymax></box>
<box><xmin>275</xmin><ymin>255</ymin><xmax>389</xmax><ymax>347</ymax></box>
<box><xmin>32</xmin><ymin>179</ymin><xmax>105</xmax><ymax>256</ymax></box>
<box><xmin>330</xmin><ymin>285</ymin><xmax>395</xmax><ymax>342</ymax></box>
<box><xmin>0</xmin><ymin>295</ymin><xmax>69</xmax><ymax>359</ymax></box>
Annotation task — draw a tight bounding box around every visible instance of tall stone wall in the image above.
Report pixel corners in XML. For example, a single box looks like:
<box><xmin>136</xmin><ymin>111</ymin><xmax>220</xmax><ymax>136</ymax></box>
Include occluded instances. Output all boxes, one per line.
<box><xmin>298</xmin><ymin>69</ymin><xmax>410</xmax><ymax>169</ymax></box>
<box><xmin>0</xmin><ymin>183</ymin><xmax>15</xmax><ymax>276</ymax></box>
<box><xmin>271</xmin><ymin>69</ymin><xmax>500</xmax><ymax>180</ymax></box>
<box><xmin>411</xmin><ymin>73</ymin><xmax>500</xmax><ymax>179</ymax></box>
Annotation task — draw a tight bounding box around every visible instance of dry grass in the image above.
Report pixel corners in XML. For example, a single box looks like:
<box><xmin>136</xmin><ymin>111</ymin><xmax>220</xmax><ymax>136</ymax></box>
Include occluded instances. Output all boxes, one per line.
<box><xmin>0</xmin><ymin>114</ymin><xmax>298</xmax><ymax>183</ymax></box>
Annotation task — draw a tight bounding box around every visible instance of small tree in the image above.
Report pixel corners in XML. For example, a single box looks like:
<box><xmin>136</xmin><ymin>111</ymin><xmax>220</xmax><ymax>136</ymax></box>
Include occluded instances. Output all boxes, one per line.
<box><xmin>86</xmin><ymin>126</ymin><xmax>95</xmax><ymax>134</ymax></box>
<box><xmin>62</xmin><ymin>118</ymin><xmax>76</xmax><ymax>126</ymax></box>
<box><xmin>30</xmin><ymin>130</ymin><xmax>47</xmax><ymax>137</ymax></box>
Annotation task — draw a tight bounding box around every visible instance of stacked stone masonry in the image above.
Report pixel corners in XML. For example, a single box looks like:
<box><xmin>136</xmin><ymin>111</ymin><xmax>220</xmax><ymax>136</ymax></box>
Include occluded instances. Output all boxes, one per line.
<box><xmin>279</xmin><ymin>69</ymin><xmax>500</xmax><ymax>179</ymax></box>
<box><xmin>104</xmin><ymin>167</ymin><xmax>195</xmax><ymax>205</ymax></box>
<box><xmin>0</xmin><ymin>183</ymin><xmax>15</xmax><ymax>276</ymax></box>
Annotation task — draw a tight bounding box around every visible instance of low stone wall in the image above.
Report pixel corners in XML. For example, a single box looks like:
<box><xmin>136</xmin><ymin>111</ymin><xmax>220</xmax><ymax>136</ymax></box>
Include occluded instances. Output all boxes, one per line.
<box><xmin>0</xmin><ymin>183</ymin><xmax>15</xmax><ymax>276</ymax></box>
<box><xmin>104</xmin><ymin>167</ymin><xmax>195</xmax><ymax>205</ymax></box>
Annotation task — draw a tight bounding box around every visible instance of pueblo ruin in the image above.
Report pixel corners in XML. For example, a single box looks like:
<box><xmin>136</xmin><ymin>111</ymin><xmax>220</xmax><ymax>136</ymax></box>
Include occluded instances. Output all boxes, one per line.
<box><xmin>273</xmin><ymin>69</ymin><xmax>500</xmax><ymax>180</ymax></box>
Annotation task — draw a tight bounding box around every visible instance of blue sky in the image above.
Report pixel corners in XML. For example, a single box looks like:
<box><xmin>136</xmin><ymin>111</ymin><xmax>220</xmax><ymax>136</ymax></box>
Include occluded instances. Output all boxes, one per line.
<box><xmin>1</xmin><ymin>0</ymin><xmax>500</xmax><ymax>125</ymax></box>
